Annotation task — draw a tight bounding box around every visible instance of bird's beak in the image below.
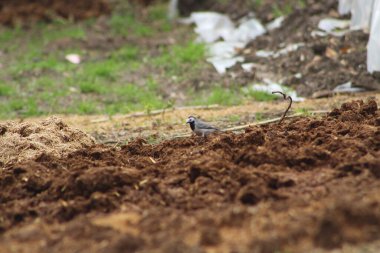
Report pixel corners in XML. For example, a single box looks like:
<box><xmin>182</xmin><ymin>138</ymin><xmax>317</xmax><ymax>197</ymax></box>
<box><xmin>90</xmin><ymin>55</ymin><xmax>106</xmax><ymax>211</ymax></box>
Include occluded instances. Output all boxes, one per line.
<box><xmin>186</xmin><ymin>119</ymin><xmax>190</xmax><ymax>124</ymax></box>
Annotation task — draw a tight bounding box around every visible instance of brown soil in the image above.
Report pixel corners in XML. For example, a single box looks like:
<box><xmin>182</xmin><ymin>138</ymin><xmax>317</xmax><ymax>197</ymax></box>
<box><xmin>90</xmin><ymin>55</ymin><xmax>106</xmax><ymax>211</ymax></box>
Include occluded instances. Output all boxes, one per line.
<box><xmin>0</xmin><ymin>0</ymin><xmax>110</xmax><ymax>26</ymax></box>
<box><xmin>1</xmin><ymin>99</ymin><xmax>379</xmax><ymax>252</ymax></box>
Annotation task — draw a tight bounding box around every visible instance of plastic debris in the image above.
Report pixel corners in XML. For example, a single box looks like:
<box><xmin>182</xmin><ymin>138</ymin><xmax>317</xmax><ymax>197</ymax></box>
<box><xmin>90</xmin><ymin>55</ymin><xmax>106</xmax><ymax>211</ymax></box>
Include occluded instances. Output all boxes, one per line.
<box><xmin>255</xmin><ymin>50</ymin><xmax>274</xmax><ymax>58</ymax></box>
<box><xmin>241</xmin><ymin>63</ymin><xmax>255</xmax><ymax>72</ymax></box>
<box><xmin>168</xmin><ymin>0</ymin><xmax>178</xmax><ymax>20</ymax></box>
<box><xmin>207</xmin><ymin>41</ymin><xmax>245</xmax><ymax>58</ymax></box>
<box><xmin>206</xmin><ymin>56</ymin><xmax>244</xmax><ymax>74</ymax></box>
<box><xmin>336</xmin><ymin>0</ymin><xmax>379</xmax><ymax>72</ymax></box>
<box><xmin>250</xmin><ymin>79</ymin><xmax>304</xmax><ymax>102</ymax></box>
<box><xmin>333</xmin><ymin>81</ymin><xmax>366</xmax><ymax>93</ymax></box>
<box><xmin>338</xmin><ymin>0</ymin><xmax>352</xmax><ymax>15</ymax></box>
<box><xmin>256</xmin><ymin>43</ymin><xmax>305</xmax><ymax>58</ymax></box>
<box><xmin>188</xmin><ymin>12</ymin><xmax>266</xmax><ymax>44</ymax></box>
<box><xmin>185</xmin><ymin>12</ymin><xmax>266</xmax><ymax>74</ymax></box>
<box><xmin>266</xmin><ymin>16</ymin><xmax>285</xmax><ymax>31</ymax></box>
<box><xmin>350</xmin><ymin>0</ymin><xmax>373</xmax><ymax>31</ymax></box>
<box><xmin>65</xmin><ymin>54</ymin><xmax>81</xmax><ymax>64</ymax></box>
<box><xmin>231</xmin><ymin>19</ymin><xmax>266</xmax><ymax>43</ymax></box>
<box><xmin>318</xmin><ymin>18</ymin><xmax>350</xmax><ymax>33</ymax></box>
<box><xmin>367</xmin><ymin>0</ymin><xmax>380</xmax><ymax>73</ymax></box>
<box><xmin>312</xmin><ymin>18</ymin><xmax>350</xmax><ymax>37</ymax></box>
<box><xmin>188</xmin><ymin>12</ymin><xmax>235</xmax><ymax>43</ymax></box>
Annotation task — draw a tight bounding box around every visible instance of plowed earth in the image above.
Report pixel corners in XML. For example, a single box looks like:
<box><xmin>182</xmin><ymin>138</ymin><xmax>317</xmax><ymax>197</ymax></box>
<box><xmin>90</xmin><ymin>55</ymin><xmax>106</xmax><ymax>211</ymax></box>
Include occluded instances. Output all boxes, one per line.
<box><xmin>1</xmin><ymin>100</ymin><xmax>380</xmax><ymax>253</ymax></box>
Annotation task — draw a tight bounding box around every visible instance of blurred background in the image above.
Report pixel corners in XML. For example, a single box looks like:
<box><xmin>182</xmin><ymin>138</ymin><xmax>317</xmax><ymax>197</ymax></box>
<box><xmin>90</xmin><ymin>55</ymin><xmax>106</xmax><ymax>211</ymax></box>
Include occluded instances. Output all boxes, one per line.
<box><xmin>0</xmin><ymin>0</ymin><xmax>378</xmax><ymax>119</ymax></box>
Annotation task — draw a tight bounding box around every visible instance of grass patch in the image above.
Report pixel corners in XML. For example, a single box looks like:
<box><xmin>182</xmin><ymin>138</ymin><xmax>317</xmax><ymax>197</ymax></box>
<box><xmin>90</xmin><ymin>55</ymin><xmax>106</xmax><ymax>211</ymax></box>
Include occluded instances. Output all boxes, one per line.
<box><xmin>152</xmin><ymin>42</ymin><xmax>205</xmax><ymax>75</ymax></box>
<box><xmin>255</xmin><ymin>112</ymin><xmax>264</xmax><ymax>121</ymax></box>
<box><xmin>245</xmin><ymin>89</ymin><xmax>277</xmax><ymax>101</ymax></box>
<box><xmin>110</xmin><ymin>14</ymin><xmax>154</xmax><ymax>37</ymax></box>
<box><xmin>0</xmin><ymin>83</ymin><xmax>14</xmax><ymax>96</ymax></box>
<box><xmin>295</xmin><ymin>107</ymin><xmax>311</xmax><ymax>116</ymax></box>
<box><xmin>206</xmin><ymin>87</ymin><xmax>240</xmax><ymax>105</ymax></box>
<box><xmin>0</xmin><ymin>2</ymin><xmax>247</xmax><ymax>119</ymax></box>
<box><xmin>76</xmin><ymin>101</ymin><xmax>98</xmax><ymax>114</ymax></box>
<box><xmin>109</xmin><ymin>2</ymin><xmax>171</xmax><ymax>37</ymax></box>
<box><xmin>271</xmin><ymin>1</ymin><xmax>306</xmax><ymax>17</ymax></box>
<box><xmin>193</xmin><ymin>87</ymin><xmax>242</xmax><ymax>106</ymax></box>
<box><xmin>228</xmin><ymin>114</ymin><xmax>241</xmax><ymax>122</ymax></box>
<box><xmin>79</xmin><ymin>82</ymin><xmax>104</xmax><ymax>94</ymax></box>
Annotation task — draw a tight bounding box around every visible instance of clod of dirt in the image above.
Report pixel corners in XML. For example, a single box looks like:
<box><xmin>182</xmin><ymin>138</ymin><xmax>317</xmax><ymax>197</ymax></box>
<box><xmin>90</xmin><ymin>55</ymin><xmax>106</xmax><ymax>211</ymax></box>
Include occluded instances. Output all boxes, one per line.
<box><xmin>0</xmin><ymin>117</ymin><xmax>95</xmax><ymax>167</ymax></box>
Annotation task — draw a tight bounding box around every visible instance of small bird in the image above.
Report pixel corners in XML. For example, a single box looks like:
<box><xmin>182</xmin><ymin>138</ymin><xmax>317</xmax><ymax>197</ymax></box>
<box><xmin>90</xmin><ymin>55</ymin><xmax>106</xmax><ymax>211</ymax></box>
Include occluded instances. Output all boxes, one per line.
<box><xmin>186</xmin><ymin>116</ymin><xmax>220</xmax><ymax>137</ymax></box>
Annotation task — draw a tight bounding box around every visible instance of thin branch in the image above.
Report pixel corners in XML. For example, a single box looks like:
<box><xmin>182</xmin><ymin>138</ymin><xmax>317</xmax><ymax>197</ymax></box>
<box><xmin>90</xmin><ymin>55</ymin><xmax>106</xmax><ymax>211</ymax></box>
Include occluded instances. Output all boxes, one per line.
<box><xmin>272</xmin><ymin>91</ymin><xmax>293</xmax><ymax>125</ymax></box>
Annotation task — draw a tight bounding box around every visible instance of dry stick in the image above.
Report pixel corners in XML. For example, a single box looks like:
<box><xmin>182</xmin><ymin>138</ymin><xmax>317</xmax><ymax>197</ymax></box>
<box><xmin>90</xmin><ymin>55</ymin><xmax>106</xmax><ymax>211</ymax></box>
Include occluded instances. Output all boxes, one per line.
<box><xmin>272</xmin><ymin>91</ymin><xmax>293</xmax><ymax>125</ymax></box>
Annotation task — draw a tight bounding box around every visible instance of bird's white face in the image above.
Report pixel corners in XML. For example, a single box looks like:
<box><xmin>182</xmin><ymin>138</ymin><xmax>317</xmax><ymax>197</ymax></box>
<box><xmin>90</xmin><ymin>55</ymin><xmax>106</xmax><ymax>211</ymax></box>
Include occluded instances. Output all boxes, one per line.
<box><xmin>186</xmin><ymin>116</ymin><xmax>196</xmax><ymax>124</ymax></box>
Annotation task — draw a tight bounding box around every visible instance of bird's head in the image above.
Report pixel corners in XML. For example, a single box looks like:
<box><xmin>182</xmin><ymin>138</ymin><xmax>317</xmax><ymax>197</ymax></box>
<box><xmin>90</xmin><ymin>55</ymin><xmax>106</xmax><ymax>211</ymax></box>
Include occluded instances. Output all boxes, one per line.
<box><xmin>186</xmin><ymin>116</ymin><xmax>196</xmax><ymax>124</ymax></box>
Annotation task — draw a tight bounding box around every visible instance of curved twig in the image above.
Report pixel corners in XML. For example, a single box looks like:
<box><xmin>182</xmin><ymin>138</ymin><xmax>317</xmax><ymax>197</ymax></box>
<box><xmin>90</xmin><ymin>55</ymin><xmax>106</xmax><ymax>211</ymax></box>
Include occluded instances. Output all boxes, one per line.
<box><xmin>272</xmin><ymin>91</ymin><xmax>293</xmax><ymax>125</ymax></box>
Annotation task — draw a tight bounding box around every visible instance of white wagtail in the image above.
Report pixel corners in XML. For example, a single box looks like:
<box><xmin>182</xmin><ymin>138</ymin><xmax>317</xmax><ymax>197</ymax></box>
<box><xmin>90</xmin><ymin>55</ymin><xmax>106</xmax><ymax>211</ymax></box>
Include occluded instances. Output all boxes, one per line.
<box><xmin>186</xmin><ymin>116</ymin><xmax>220</xmax><ymax>137</ymax></box>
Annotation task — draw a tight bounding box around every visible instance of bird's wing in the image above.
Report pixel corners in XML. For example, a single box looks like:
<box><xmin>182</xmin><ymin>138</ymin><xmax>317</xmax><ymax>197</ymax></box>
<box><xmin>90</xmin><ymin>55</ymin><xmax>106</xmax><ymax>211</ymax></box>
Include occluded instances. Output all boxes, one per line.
<box><xmin>196</xmin><ymin>120</ymin><xmax>219</xmax><ymax>130</ymax></box>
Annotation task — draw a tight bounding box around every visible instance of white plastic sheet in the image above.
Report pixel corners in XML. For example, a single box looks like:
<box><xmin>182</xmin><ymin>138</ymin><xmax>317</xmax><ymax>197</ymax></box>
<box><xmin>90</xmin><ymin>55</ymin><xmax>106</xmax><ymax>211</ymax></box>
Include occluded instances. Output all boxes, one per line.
<box><xmin>350</xmin><ymin>0</ymin><xmax>374</xmax><ymax>30</ymax></box>
<box><xmin>313</xmin><ymin>18</ymin><xmax>350</xmax><ymax>37</ymax></box>
<box><xmin>318</xmin><ymin>18</ymin><xmax>350</xmax><ymax>33</ymax></box>
<box><xmin>333</xmin><ymin>81</ymin><xmax>366</xmax><ymax>93</ymax></box>
<box><xmin>186</xmin><ymin>12</ymin><xmax>266</xmax><ymax>74</ymax></box>
<box><xmin>168</xmin><ymin>0</ymin><xmax>178</xmax><ymax>20</ymax></box>
<box><xmin>189</xmin><ymin>12</ymin><xmax>235</xmax><ymax>43</ymax></box>
<box><xmin>256</xmin><ymin>43</ymin><xmax>305</xmax><ymax>58</ymax></box>
<box><xmin>266</xmin><ymin>16</ymin><xmax>285</xmax><ymax>31</ymax></box>
<box><xmin>367</xmin><ymin>0</ymin><xmax>380</xmax><ymax>73</ymax></box>
<box><xmin>230</xmin><ymin>19</ymin><xmax>266</xmax><ymax>43</ymax></box>
<box><xmin>338</xmin><ymin>0</ymin><xmax>352</xmax><ymax>15</ymax></box>
<box><xmin>206</xmin><ymin>56</ymin><xmax>244</xmax><ymax>74</ymax></box>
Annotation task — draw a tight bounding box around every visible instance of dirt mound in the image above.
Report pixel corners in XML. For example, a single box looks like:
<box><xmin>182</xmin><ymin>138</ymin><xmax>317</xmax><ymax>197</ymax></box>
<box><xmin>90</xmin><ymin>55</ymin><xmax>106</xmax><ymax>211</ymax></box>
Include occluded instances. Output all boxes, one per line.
<box><xmin>0</xmin><ymin>99</ymin><xmax>379</xmax><ymax>252</ymax></box>
<box><xmin>0</xmin><ymin>0</ymin><xmax>110</xmax><ymax>26</ymax></box>
<box><xmin>0</xmin><ymin>117</ymin><xmax>95</xmax><ymax>167</ymax></box>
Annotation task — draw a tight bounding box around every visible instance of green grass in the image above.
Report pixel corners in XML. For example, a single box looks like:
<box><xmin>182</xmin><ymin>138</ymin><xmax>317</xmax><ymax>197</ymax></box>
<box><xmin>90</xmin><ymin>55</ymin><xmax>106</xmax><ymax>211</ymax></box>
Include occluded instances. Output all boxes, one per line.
<box><xmin>0</xmin><ymin>83</ymin><xmax>14</xmax><ymax>96</ymax></box>
<box><xmin>245</xmin><ymin>89</ymin><xmax>277</xmax><ymax>101</ymax></box>
<box><xmin>252</xmin><ymin>0</ymin><xmax>264</xmax><ymax>8</ymax></box>
<box><xmin>79</xmin><ymin>82</ymin><xmax>104</xmax><ymax>94</ymax></box>
<box><xmin>295</xmin><ymin>107</ymin><xmax>311</xmax><ymax>116</ymax></box>
<box><xmin>192</xmin><ymin>87</ymin><xmax>242</xmax><ymax>106</ymax></box>
<box><xmin>110</xmin><ymin>2</ymin><xmax>172</xmax><ymax>37</ymax></box>
<box><xmin>228</xmin><ymin>114</ymin><xmax>241</xmax><ymax>122</ymax></box>
<box><xmin>255</xmin><ymin>112</ymin><xmax>264</xmax><ymax>121</ymax></box>
<box><xmin>297</xmin><ymin>0</ymin><xmax>306</xmax><ymax>8</ymax></box>
<box><xmin>152</xmin><ymin>42</ymin><xmax>206</xmax><ymax>75</ymax></box>
<box><xmin>0</xmin><ymin>1</ymin><xmax>282</xmax><ymax>119</ymax></box>
<box><xmin>110</xmin><ymin>14</ymin><xmax>154</xmax><ymax>37</ymax></box>
<box><xmin>206</xmin><ymin>87</ymin><xmax>241</xmax><ymax>105</ymax></box>
<box><xmin>271</xmin><ymin>1</ymin><xmax>306</xmax><ymax>18</ymax></box>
